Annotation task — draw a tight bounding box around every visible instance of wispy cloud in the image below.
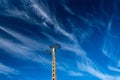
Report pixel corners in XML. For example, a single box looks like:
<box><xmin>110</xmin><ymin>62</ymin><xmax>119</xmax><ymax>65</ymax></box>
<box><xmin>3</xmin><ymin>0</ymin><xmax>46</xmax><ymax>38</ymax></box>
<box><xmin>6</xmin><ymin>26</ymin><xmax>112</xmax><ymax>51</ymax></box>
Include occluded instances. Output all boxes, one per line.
<box><xmin>102</xmin><ymin>18</ymin><xmax>120</xmax><ymax>63</ymax></box>
<box><xmin>28</xmin><ymin>0</ymin><xmax>53</xmax><ymax>23</ymax></box>
<box><xmin>0</xmin><ymin>62</ymin><xmax>19</xmax><ymax>75</ymax></box>
<box><xmin>69</xmin><ymin>71</ymin><xmax>83</xmax><ymax>76</ymax></box>
<box><xmin>1</xmin><ymin>0</ymin><xmax>76</xmax><ymax>42</ymax></box>
<box><xmin>63</xmin><ymin>5</ymin><xmax>75</xmax><ymax>15</ymax></box>
<box><xmin>102</xmin><ymin>44</ymin><xmax>115</xmax><ymax>61</ymax></box>
<box><xmin>30</xmin><ymin>0</ymin><xmax>76</xmax><ymax>41</ymax></box>
<box><xmin>0</xmin><ymin>0</ymin><xmax>29</xmax><ymax>20</ymax></box>
<box><xmin>77</xmin><ymin>61</ymin><xmax>120</xmax><ymax>80</ymax></box>
<box><xmin>108</xmin><ymin>66</ymin><xmax>120</xmax><ymax>72</ymax></box>
<box><xmin>118</xmin><ymin>60</ymin><xmax>120</xmax><ymax>67</ymax></box>
<box><xmin>57</xmin><ymin>62</ymin><xmax>83</xmax><ymax>77</ymax></box>
<box><xmin>0</xmin><ymin>37</ymin><xmax>51</xmax><ymax>65</ymax></box>
<box><xmin>62</xmin><ymin>2</ymin><xmax>107</xmax><ymax>33</ymax></box>
<box><xmin>0</xmin><ymin>26</ymin><xmax>47</xmax><ymax>51</ymax></box>
<box><xmin>0</xmin><ymin>0</ymin><xmax>53</xmax><ymax>27</ymax></box>
<box><xmin>0</xmin><ymin>26</ymin><xmax>51</xmax><ymax>65</ymax></box>
<box><xmin>86</xmin><ymin>66</ymin><xmax>120</xmax><ymax>80</ymax></box>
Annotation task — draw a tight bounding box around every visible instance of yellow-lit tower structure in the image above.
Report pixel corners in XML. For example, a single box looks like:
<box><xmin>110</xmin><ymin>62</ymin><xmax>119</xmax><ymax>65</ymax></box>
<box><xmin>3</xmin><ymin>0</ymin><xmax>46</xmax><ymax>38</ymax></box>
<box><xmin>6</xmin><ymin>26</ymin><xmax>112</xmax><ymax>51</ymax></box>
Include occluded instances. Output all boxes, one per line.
<box><xmin>50</xmin><ymin>43</ymin><xmax>60</xmax><ymax>80</ymax></box>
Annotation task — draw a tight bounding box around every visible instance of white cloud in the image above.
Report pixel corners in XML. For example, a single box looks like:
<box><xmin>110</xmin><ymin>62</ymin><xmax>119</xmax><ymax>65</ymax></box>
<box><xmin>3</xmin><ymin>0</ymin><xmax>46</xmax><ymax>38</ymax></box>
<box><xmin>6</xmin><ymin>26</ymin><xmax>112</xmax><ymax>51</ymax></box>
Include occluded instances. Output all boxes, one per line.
<box><xmin>0</xmin><ymin>0</ymin><xmax>30</xmax><ymax>20</ymax></box>
<box><xmin>69</xmin><ymin>71</ymin><xmax>83</xmax><ymax>76</ymax></box>
<box><xmin>108</xmin><ymin>66</ymin><xmax>120</xmax><ymax>72</ymax></box>
<box><xmin>0</xmin><ymin>26</ymin><xmax>51</xmax><ymax>65</ymax></box>
<box><xmin>0</xmin><ymin>26</ymin><xmax>47</xmax><ymax>50</ymax></box>
<box><xmin>63</xmin><ymin>5</ymin><xmax>75</xmax><ymax>15</ymax></box>
<box><xmin>107</xmin><ymin>18</ymin><xmax>113</xmax><ymax>32</ymax></box>
<box><xmin>0</xmin><ymin>38</ymin><xmax>51</xmax><ymax>65</ymax></box>
<box><xmin>57</xmin><ymin>62</ymin><xmax>83</xmax><ymax>77</ymax></box>
<box><xmin>27</xmin><ymin>0</ymin><xmax>76</xmax><ymax>42</ymax></box>
<box><xmin>102</xmin><ymin>45</ymin><xmax>114</xmax><ymax>60</ymax></box>
<box><xmin>29</xmin><ymin>0</ymin><xmax>53</xmax><ymax>23</ymax></box>
<box><xmin>0</xmin><ymin>0</ymin><xmax>54</xmax><ymax>26</ymax></box>
<box><xmin>102</xmin><ymin>18</ymin><xmax>120</xmax><ymax>62</ymax></box>
<box><xmin>118</xmin><ymin>60</ymin><xmax>120</xmax><ymax>67</ymax></box>
<box><xmin>63</xmin><ymin>3</ymin><xmax>107</xmax><ymax>31</ymax></box>
<box><xmin>77</xmin><ymin>61</ymin><xmax>120</xmax><ymax>80</ymax></box>
<box><xmin>0</xmin><ymin>63</ymin><xmax>19</xmax><ymax>75</ymax></box>
<box><xmin>86</xmin><ymin>66</ymin><xmax>117</xmax><ymax>80</ymax></box>
<box><xmin>52</xmin><ymin>16</ymin><xmax>75</xmax><ymax>41</ymax></box>
<box><xmin>102</xmin><ymin>20</ymin><xmax>120</xmax><ymax>70</ymax></box>
<box><xmin>1</xmin><ymin>0</ymin><xmax>76</xmax><ymax>42</ymax></box>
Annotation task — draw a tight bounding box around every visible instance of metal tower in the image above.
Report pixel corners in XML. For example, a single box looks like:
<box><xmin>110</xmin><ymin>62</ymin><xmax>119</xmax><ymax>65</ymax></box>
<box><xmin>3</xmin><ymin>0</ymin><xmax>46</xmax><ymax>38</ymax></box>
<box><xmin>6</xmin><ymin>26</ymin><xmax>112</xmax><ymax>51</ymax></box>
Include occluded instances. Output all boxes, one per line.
<box><xmin>50</xmin><ymin>43</ymin><xmax>60</xmax><ymax>80</ymax></box>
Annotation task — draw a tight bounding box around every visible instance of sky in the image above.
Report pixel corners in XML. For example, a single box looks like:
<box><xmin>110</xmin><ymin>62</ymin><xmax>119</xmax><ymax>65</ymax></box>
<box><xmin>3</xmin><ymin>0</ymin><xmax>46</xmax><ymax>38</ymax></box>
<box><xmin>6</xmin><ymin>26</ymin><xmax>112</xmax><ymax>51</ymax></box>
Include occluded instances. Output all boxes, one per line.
<box><xmin>0</xmin><ymin>0</ymin><xmax>120</xmax><ymax>80</ymax></box>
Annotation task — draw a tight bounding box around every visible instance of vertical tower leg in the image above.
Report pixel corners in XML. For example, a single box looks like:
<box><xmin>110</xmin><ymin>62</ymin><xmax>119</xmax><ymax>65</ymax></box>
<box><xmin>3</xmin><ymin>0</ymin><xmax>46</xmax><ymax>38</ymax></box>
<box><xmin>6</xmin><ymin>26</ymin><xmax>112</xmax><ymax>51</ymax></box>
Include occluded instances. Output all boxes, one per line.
<box><xmin>50</xmin><ymin>43</ymin><xmax>60</xmax><ymax>80</ymax></box>
<box><xmin>52</xmin><ymin>47</ymin><xmax>56</xmax><ymax>80</ymax></box>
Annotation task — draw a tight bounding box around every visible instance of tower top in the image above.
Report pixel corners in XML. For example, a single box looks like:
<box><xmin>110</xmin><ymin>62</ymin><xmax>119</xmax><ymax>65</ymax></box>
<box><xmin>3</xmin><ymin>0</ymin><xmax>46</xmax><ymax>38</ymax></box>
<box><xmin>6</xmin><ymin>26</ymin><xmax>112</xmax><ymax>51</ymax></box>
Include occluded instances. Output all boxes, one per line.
<box><xmin>50</xmin><ymin>43</ymin><xmax>61</xmax><ymax>49</ymax></box>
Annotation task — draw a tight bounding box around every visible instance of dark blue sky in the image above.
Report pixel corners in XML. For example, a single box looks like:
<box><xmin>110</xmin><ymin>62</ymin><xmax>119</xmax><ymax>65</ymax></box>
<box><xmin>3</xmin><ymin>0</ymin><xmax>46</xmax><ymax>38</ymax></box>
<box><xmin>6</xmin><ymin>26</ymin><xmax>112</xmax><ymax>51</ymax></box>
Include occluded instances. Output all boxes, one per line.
<box><xmin>0</xmin><ymin>0</ymin><xmax>120</xmax><ymax>80</ymax></box>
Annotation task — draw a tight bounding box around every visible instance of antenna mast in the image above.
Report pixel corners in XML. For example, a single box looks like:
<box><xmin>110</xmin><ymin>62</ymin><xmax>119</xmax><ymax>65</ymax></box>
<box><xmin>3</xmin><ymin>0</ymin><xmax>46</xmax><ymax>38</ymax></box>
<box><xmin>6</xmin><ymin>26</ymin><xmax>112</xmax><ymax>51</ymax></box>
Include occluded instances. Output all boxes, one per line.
<box><xmin>50</xmin><ymin>43</ymin><xmax>60</xmax><ymax>80</ymax></box>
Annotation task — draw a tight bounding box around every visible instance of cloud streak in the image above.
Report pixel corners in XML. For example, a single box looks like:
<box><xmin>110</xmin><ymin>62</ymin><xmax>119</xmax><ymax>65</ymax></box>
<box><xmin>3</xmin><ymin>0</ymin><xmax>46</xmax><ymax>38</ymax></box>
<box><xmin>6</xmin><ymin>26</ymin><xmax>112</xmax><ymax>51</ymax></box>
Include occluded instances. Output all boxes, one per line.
<box><xmin>77</xmin><ymin>61</ymin><xmax>120</xmax><ymax>80</ymax></box>
<box><xmin>0</xmin><ymin>62</ymin><xmax>19</xmax><ymax>75</ymax></box>
<box><xmin>0</xmin><ymin>37</ymin><xmax>51</xmax><ymax>65</ymax></box>
<box><xmin>0</xmin><ymin>26</ymin><xmax>47</xmax><ymax>51</ymax></box>
<box><xmin>0</xmin><ymin>26</ymin><xmax>51</xmax><ymax>65</ymax></box>
<box><xmin>108</xmin><ymin>66</ymin><xmax>120</xmax><ymax>72</ymax></box>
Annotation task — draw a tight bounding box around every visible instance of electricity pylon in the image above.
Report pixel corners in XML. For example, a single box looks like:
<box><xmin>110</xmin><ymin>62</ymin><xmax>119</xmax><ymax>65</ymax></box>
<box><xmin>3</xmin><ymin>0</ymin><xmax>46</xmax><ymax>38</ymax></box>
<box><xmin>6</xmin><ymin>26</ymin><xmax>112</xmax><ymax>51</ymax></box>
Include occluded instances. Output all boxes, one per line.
<box><xmin>49</xmin><ymin>43</ymin><xmax>60</xmax><ymax>80</ymax></box>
